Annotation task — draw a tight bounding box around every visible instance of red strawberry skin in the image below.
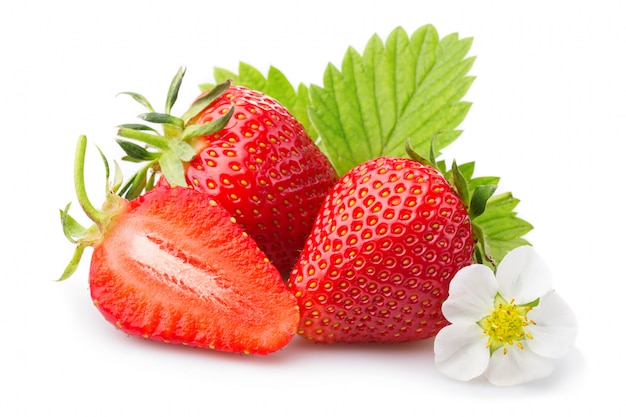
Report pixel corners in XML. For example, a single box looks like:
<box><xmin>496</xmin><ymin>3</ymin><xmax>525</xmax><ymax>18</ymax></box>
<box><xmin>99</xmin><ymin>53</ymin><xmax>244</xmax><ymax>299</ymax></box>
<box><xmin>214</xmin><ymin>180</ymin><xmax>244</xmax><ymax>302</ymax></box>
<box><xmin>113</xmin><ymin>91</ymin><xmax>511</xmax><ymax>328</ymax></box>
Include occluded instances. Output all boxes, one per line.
<box><xmin>182</xmin><ymin>86</ymin><xmax>338</xmax><ymax>278</ymax></box>
<box><xmin>288</xmin><ymin>157</ymin><xmax>474</xmax><ymax>343</ymax></box>
<box><xmin>89</xmin><ymin>186</ymin><xmax>299</xmax><ymax>355</ymax></box>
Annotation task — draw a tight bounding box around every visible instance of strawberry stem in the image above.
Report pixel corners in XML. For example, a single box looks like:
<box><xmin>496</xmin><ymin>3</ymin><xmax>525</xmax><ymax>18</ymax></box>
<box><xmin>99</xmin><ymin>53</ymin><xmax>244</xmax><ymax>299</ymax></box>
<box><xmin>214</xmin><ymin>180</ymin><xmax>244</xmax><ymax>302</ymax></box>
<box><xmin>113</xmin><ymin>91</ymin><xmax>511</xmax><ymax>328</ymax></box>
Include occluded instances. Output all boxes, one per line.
<box><xmin>74</xmin><ymin>135</ymin><xmax>107</xmax><ymax>226</ymax></box>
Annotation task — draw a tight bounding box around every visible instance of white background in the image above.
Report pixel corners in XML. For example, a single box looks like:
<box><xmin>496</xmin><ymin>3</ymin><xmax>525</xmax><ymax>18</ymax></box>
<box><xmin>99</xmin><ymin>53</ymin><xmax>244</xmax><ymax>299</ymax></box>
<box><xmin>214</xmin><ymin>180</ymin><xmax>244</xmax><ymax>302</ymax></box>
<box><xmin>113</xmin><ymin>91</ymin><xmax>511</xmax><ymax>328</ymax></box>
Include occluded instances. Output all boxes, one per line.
<box><xmin>1</xmin><ymin>0</ymin><xmax>623</xmax><ymax>415</ymax></box>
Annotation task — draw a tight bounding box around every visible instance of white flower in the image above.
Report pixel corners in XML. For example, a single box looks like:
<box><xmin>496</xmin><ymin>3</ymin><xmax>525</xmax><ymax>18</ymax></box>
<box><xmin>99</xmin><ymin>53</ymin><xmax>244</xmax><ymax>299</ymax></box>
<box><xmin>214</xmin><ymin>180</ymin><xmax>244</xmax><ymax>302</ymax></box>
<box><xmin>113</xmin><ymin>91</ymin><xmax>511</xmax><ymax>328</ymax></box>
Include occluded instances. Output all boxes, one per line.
<box><xmin>434</xmin><ymin>246</ymin><xmax>577</xmax><ymax>386</ymax></box>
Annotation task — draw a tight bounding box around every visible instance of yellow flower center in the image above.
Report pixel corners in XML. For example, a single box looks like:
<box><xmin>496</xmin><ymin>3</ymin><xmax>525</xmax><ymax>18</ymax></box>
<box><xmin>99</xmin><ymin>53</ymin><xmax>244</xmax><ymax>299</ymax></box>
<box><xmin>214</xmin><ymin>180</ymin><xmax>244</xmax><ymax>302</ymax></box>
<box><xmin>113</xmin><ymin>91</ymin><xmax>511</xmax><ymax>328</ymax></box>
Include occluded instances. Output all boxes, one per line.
<box><xmin>478</xmin><ymin>294</ymin><xmax>538</xmax><ymax>355</ymax></box>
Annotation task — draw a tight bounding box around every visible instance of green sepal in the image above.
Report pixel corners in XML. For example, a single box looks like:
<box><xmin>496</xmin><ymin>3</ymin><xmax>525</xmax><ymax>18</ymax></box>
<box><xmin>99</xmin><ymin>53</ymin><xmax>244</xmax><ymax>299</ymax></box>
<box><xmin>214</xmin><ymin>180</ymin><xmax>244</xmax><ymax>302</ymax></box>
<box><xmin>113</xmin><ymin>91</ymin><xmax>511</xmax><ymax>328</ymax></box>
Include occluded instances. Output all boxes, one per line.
<box><xmin>169</xmin><ymin>139</ymin><xmax>196</xmax><ymax>162</ymax></box>
<box><xmin>138</xmin><ymin>112</ymin><xmax>184</xmax><ymax>129</ymax></box>
<box><xmin>471</xmin><ymin>222</ymin><xmax>495</xmax><ymax>269</ymax></box>
<box><xmin>181</xmin><ymin>106</ymin><xmax>234</xmax><ymax>141</ymax></box>
<box><xmin>57</xmin><ymin>244</ymin><xmax>87</xmax><ymax>282</ymax></box>
<box><xmin>60</xmin><ymin>203</ymin><xmax>87</xmax><ymax>244</ymax></box>
<box><xmin>166</xmin><ymin>67</ymin><xmax>186</xmax><ymax>114</ymax></box>
<box><xmin>116</xmin><ymin>139</ymin><xmax>161</xmax><ymax>162</ymax></box>
<box><xmin>405</xmin><ymin>138</ymin><xmax>436</xmax><ymax>169</ymax></box>
<box><xmin>469</xmin><ymin>184</ymin><xmax>497</xmax><ymax>218</ymax></box>
<box><xmin>450</xmin><ymin>160</ymin><xmax>470</xmax><ymax>208</ymax></box>
<box><xmin>117</xmin><ymin>123</ymin><xmax>159</xmax><ymax>133</ymax></box>
<box><xmin>119</xmin><ymin>168</ymin><xmax>148</xmax><ymax>200</ymax></box>
<box><xmin>111</xmin><ymin>160</ymin><xmax>124</xmax><ymax>194</ymax></box>
<box><xmin>158</xmin><ymin>150</ymin><xmax>188</xmax><ymax>187</ymax></box>
<box><xmin>117</xmin><ymin>91</ymin><xmax>155</xmax><ymax>112</ymax></box>
<box><xmin>113</xmin><ymin>70</ymin><xmax>235</xmax><ymax>197</ymax></box>
<box><xmin>145</xmin><ymin>169</ymin><xmax>156</xmax><ymax>191</ymax></box>
<box><xmin>472</xmin><ymin>192</ymin><xmax>533</xmax><ymax>265</ymax></box>
<box><xmin>436</xmin><ymin>158</ymin><xmax>532</xmax><ymax>269</ymax></box>
<box><xmin>117</xmin><ymin>126</ymin><xmax>170</xmax><ymax>150</ymax></box>
<box><xmin>181</xmin><ymin>79</ymin><xmax>232</xmax><ymax>123</ymax></box>
<box><xmin>58</xmin><ymin>136</ymin><xmax>127</xmax><ymax>281</ymax></box>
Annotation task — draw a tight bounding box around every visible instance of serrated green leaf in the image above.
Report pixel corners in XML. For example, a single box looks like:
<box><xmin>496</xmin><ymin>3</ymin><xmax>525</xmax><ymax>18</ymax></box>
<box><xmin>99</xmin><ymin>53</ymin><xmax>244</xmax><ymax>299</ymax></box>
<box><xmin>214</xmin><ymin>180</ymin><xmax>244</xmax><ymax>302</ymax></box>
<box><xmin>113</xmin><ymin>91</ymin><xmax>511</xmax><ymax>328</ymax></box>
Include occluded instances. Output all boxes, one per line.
<box><xmin>212</xmin><ymin>67</ymin><xmax>237</xmax><ymax>85</ymax></box>
<box><xmin>472</xmin><ymin>192</ymin><xmax>533</xmax><ymax>265</ymax></box>
<box><xmin>469</xmin><ymin>175</ymin><xmax>500</xmax><ymax>189</ymax></box>
<box><xmin>238</xmin><ymin>62</ymin><xmax>268</xmax><ymax>88</ymax></box>
<box><xmin>309</xmin><ymin>25</ymin><xmax>475</xmax><ymax>175</ymax></box>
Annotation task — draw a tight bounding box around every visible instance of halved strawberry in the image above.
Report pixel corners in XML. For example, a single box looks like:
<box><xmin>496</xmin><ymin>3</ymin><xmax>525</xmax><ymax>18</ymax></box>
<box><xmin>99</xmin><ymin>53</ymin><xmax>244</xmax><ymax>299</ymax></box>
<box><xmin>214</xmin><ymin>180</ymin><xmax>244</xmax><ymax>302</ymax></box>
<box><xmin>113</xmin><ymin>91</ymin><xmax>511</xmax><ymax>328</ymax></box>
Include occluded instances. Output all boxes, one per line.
<box><xmin>60</xmin><ymin>136</ymin><xmax>299</xmax><ymax>354</ymax></box>
<box><xmin>288</xmin><ymin>156</ymin><xmax>474</xmax><ymax>343</ymax></box>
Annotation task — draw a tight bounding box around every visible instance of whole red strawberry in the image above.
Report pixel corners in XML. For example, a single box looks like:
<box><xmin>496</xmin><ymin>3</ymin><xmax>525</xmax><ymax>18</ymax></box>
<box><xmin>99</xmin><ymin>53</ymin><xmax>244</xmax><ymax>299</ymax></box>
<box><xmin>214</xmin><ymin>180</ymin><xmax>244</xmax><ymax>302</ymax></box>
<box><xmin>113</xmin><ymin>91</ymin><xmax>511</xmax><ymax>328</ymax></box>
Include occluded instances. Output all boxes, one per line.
<box><xmin>60</xmin><ymin>136</ymin><xmax>299</xmax><ymax>354</ymax></box>
<box><xmin>288</xmin><ymin>156</ymin><xmax>474</xmax><ymax>343</ymax></box>
<box><xmin>116</xmin><ymin>69</ymin><xmax>338</xmax><ymax>278</ymax></box>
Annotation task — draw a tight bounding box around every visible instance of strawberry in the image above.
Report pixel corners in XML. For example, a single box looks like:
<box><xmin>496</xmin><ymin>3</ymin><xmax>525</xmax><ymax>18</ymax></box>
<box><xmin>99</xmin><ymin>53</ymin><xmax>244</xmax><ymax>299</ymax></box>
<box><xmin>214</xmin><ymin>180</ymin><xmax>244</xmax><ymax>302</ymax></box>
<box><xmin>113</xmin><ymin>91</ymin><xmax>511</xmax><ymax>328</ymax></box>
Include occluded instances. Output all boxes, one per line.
<box><xmin>60</xmin><ymin>136</ymin><xmax>299</xmax><ymax>354</ymax></box>
<box><xmin>116</xmin><ymin>68</ymin><xmax>338</xmax><ymax>278</ymax></box>
<box><xmin>287</xmin><ymin>156</ymin><xmax>474</xmax><ymax>343</ymax></box>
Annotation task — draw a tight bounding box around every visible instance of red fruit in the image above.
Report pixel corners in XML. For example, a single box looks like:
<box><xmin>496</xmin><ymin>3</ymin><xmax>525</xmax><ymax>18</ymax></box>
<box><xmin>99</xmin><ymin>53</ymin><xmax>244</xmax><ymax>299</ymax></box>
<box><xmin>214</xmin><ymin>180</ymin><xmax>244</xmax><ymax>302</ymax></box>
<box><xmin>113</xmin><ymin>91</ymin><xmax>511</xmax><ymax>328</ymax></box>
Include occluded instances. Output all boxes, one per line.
<box><xmin>181</xmin><ymin>85</ymin><xmax>338</xmax><ymax>277</ymax></box>
<box><xmin>117</xmin><ymin>71</ymin><xmax>338</xmax><ymax>278</ymax></box>
<box><xmin>61</xmin><ymin>136</ymin><xmax>299</xmax><ymax>355</ymax></box>
<box><xmin>288</xmin><ymin>156</ymin><xmax>474</xmax><ymax>343</ymax></box>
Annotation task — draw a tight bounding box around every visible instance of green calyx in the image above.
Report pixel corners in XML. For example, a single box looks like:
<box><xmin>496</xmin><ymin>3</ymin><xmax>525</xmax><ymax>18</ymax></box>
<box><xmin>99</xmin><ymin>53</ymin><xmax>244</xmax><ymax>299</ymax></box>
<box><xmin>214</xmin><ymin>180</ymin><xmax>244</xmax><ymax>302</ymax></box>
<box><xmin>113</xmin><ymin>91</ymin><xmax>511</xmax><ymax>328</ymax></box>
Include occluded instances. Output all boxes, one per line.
<box><xmin>405</xmin><ymin>138</ymin><xmax>532</xmax><ymax>270</ymax></box>
<box><xmin>115</xmin><ymin>67</ymin><xmax>234</xmax><ymax>199</ymax></box>
<box><xmin>58</xmin><ymin>135</ymin><xmax>127</xmax><ymax>281</ymax></box>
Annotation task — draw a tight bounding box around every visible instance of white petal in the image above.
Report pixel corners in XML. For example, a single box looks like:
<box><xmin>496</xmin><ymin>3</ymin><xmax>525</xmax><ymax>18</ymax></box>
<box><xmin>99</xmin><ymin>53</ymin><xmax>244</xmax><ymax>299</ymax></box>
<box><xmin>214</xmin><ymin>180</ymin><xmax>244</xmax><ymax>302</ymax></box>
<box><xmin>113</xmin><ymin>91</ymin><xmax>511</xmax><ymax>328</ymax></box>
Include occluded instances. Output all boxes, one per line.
<box><xmin>442</xmin><ymin>264</ymin><xmax>498</xmax><ymax>323</ymax></box>
<box><xmin>434</xmin><ymin>322</ymin><xmax>490</xmax><ymax>382</ymax></box>
<box><xmin>526</xmin><ymin>290</ymin><xmax>578</xmax><ymax>358</ymax></box>
<box><xmin>496</xmin><ymin>246</ymin><xmax>553</xmax><ymax>304</ymax></box>
<box><xmin>485</xmin><ymin>341</ymin><xmax>554</xmax><ymax>386</ymax></box>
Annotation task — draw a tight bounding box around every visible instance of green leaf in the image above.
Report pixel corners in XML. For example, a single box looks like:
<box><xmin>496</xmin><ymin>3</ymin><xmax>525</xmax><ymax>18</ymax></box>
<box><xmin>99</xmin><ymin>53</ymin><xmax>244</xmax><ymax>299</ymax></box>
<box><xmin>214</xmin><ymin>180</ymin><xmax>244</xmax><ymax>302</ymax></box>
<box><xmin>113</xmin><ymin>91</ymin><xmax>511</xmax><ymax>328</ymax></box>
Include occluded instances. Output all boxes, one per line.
<box><xmin>309</xmin><ymin>25</ymin><xmax>475</xmax><ymax>175</ymax></box>
<box><xmin>209</xmin><ymin>62</ymin><xmax>316</xmax><ymax>139</ymax></box>
<box><xmin>442</xmin><ymin>159</ymin><xmax>531</xmax><ymax>268</ymax></box>
<box><xmin>472</xmin><ymin>192</ymin><xmax>534</xmax><ymax>265</ymax></box>
<box><xmin>211</xmin><ymin>67</ymin><xmax>237</xmax><ymax>85</ymax></box>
